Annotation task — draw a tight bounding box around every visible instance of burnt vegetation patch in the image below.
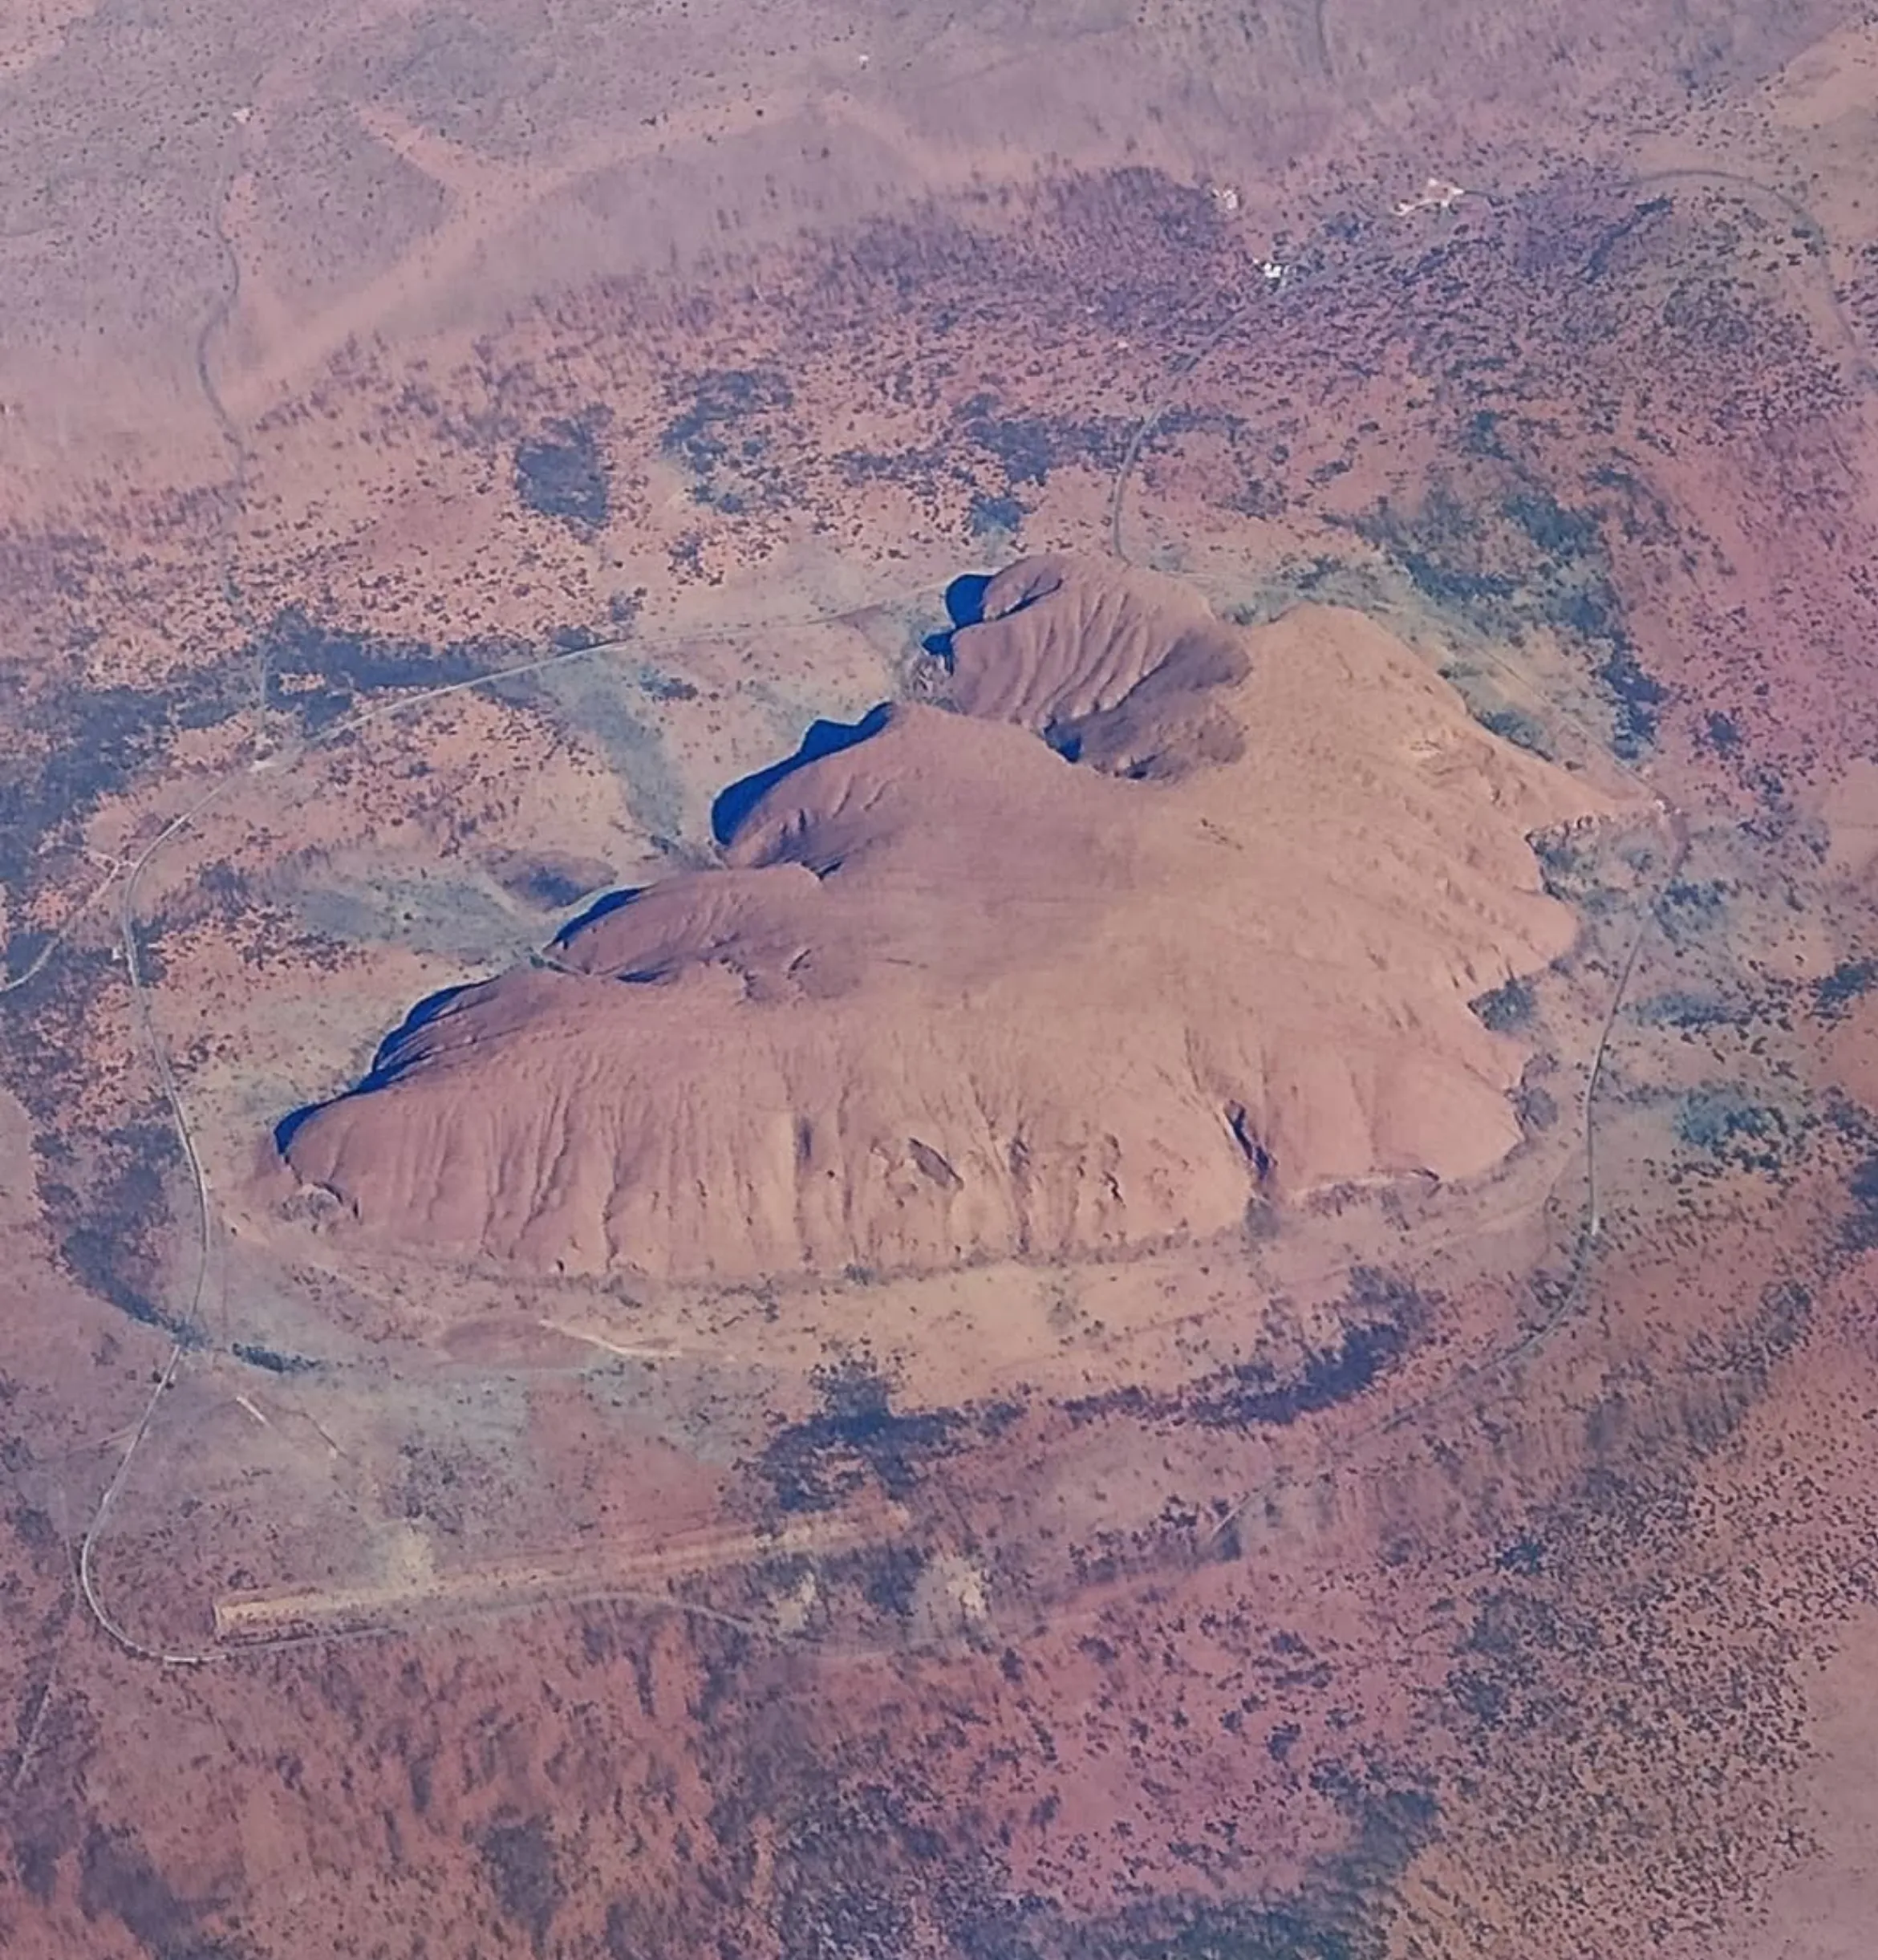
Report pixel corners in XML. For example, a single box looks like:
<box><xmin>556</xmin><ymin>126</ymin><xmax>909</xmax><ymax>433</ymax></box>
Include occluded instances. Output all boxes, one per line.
<box><xmin>1354</xmin><ymin>474</ymin><xmax>1669</xmax><ymax>758</ymax></box>
<box><xmin>1633</xmin><ymin>988</ymin><xmax>1740</xmax><ymax>1033</ymax></box>
<box><xmin>1814</xmin><ymin>958</ymin><xmax>1877</xmax><ymax>1020</ymax></box>
<box><xmin>1673</xmin><ymin>1084</ymin><xmax>1800</xmax><ymax>1179</ymax></box>
<box><xmin>477</xmin><ymin>1814</ymin><xmax>565</xmax><ymax>1952</ymax></box>
<box><xmin>659</xmin><ymin>368</ymin><xmax>797</xmax><ymax>516</ymax></box>
<box><xmin>0</xmin><ymin>660</ymin><xmax>247</xmax><ymax>891</ymax></box>
<box><xmin>1844</xmin><ymin>1151</ymin><xmax>1878</xmax><ymax>1252</ymax></box>
<box><xmin>50</xmin><ymin>1118</ymin><xmax>189</xmax><ymax>1337</ymax></box>
<box><xmin>956</xmin><ymin>397</ymin><xmax>1134</xmax><ymax>489</ymax></box>
<box><xmin>78</xmin><ymin>1822</ymin><xmax>252</xmax><ymax>1960</ymax></box>
<box><xmin>514</xmin><ymin>412</ymin><xmax>611</xmax><ymax>532</ymax></box>
<box><xmin>963</xmin><ymin>1780</ymin><xmax>1435</xmax><ymax>1960</ymax></box>
<box><xmin>756</xmin><ymin>1356</ymin><xmax>1018</xmax><ymax>1514</ymax></box>
<box><xmin>258</xmin><ymin>608</ymin><xmax>524</xmax><ymax>734</ymax></box>
<box><xmin>1</xmin><ymin>946</ymin><xmax>196</xmax><ymax>1335</ymax></box>
<box><xmin>662</xmin><ymin>367</ymin><xmax>793</xmax><ymax>469</ymax></box>
<box><xmin>1186</xmin><ymin>1271</ymin><xmax>1431</xmax><ymax>1430</ymax></box>
<box><xmin>1470</xmin><ymin>975</ymin><xmax>1536</xmax><ymax>1033</ymax></box>
<box><xmin>1068</xmin><ymin>1269</ymin><xmax>1432</xmax><ymax>1433</ymax></box>
<box><xmin>832</xmin><ymin>399</ymin><xmax>1134</xmax><ymax>526</ymax></box>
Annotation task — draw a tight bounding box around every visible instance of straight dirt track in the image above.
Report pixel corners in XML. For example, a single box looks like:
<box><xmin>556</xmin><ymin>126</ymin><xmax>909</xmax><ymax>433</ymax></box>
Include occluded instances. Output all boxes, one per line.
<box><xmin>212</xmin><ymin>1505</ymin><xmax>907</xmax><ymax>1648</ymax></box>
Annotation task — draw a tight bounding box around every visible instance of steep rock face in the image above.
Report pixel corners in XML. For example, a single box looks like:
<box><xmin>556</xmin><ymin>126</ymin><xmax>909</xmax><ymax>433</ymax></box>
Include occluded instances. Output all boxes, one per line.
<box><xmin>947</xmin><ymin>554</ymin><xmax>1252</xmax><ymax>778</ymax></box>
<box><xmin>280</xmin><ymin>557</ymin><xmax>1612</xmax><ymax>1280</ymax></box>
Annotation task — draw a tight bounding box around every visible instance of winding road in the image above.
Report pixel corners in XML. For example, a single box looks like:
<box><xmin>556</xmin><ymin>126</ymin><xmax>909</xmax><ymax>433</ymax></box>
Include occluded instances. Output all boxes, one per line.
<box><xmin>12</xmin><ymin>156</ymin><xmax>1848</xmax><ymax>1678</ymax></box>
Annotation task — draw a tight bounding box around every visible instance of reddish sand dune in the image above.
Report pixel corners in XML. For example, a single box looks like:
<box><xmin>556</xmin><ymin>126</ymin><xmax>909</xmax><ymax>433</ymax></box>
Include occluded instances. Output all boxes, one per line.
<box><xmin>281</xmin><ymin>556</ymin><xmax>1612</xmax><ymax>1280</ymax></box>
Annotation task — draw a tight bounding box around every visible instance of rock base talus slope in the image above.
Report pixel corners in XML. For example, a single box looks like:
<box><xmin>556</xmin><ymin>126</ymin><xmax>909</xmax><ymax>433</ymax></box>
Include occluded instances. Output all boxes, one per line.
<box><xmin>282</xmin><ymin>558</ymin><xmax>1612</xmax><ymax>1280</ymax></box>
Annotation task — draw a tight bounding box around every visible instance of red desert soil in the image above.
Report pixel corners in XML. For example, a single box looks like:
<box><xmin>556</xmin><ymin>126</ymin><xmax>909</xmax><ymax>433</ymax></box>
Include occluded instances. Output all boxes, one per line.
<box><xmin>9</xmin><ymin>3</ymin><xmax>1878</xmax><ymax>1956</ymax></box>
<box><xmin>280</xmin><ymin>555</ymin><xmax>1612</xmax><ymax>1280</ymax></box>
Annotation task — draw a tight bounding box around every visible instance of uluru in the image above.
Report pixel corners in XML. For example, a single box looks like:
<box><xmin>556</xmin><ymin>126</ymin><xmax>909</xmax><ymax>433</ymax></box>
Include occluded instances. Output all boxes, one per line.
<box><xmin>278</xmin><ymin>554</ymin><xmax>1612</xmax><ymax>1281</ymax></box>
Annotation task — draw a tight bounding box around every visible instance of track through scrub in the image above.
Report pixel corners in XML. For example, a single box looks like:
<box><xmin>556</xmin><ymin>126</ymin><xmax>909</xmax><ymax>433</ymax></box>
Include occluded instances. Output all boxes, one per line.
<box><xmin>1207</xmin><ymin>801</ymin><xmax>1688</xmax><ymax>1549</ymax></box>
<box><xmin>1109</xmin><ymin>285</ymin><xmax>1286</xmax><ymax>567</ymax></box>
<box><xmin>47</xmin><ymin>160</ymin><xmax>1848</xmax><ymax>1669</ymax></box>
<box><xmin>0</xmin><ymin>862</ymin><xmax>127</xmax><ymax>996</ymax></box>
<box><xmin>1093</xmin><ymin>181</ymin><xmax>1717</xmax><ymax>1552</ymax></box>
<box><xmin>79</xmin><ymin>676</ymin><xmax>1685</xmax><ymax>1666</ymax></box>
<box><xmin>1100</xmin><ymin>158</ymin><xmax>1878</xmax><ymax>1552</ymax></box>
<box><xmin>64</xmin><ymin>586</ymin><xmax>959</xmax><ymax>1665</ymax></box>
<box><xmin>1107</xmin><ymin>162</ymin><xmax>1875</xmax><ymax>573</ymax></box>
